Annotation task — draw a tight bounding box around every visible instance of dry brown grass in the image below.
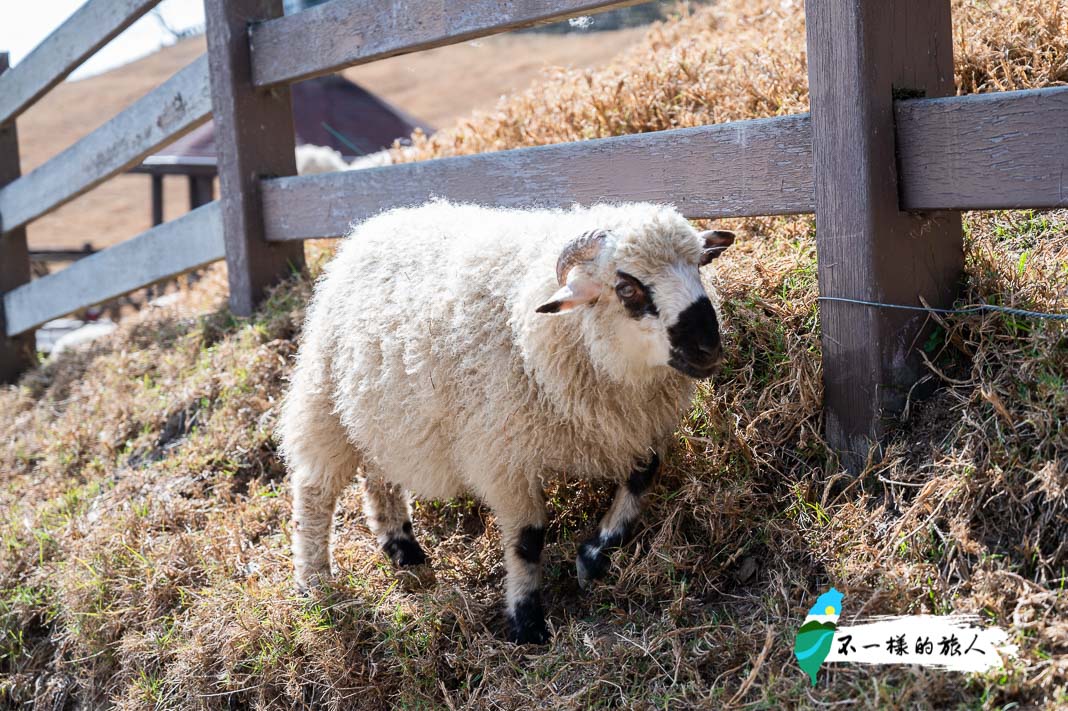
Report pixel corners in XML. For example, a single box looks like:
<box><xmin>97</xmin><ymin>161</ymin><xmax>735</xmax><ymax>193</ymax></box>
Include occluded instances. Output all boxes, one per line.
<box><xmin>397</xmin><ymin>0</ymin><xmax>1067</xmax><ymax>161</ymax></box>
<box><xmin>2</xmin><ymin>1</ymin><xmax>1067</xmax><ymax>709</ymax></box>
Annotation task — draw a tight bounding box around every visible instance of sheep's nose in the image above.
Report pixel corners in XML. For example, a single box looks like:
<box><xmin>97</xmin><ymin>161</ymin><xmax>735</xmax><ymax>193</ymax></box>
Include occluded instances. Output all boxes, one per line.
<box><xmin>692</xmin><ymin>328</ymin><xmax>721</xmax><ymax>359</ymax></box>
<box><xmin>699</xmin><ymin>342</ymin><xmax>723</xmax><ymax>365</ymax></box>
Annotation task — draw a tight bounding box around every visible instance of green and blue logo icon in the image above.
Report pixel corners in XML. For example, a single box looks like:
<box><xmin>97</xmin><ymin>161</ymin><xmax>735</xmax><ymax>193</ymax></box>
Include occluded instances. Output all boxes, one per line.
<box><xmin>794</xmin><ymin>587</ymin><xmax>843</xmax><ymax>686</ymax></box>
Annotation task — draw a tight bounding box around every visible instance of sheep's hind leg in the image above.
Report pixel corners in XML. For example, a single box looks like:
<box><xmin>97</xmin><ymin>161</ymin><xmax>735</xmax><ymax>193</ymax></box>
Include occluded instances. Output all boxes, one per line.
<box><xmin>577</xmin><ymin>451</ymin><xmax>660</xmax><ymax>589</ymax></box>
<box><xmin>287</xmin><ymin>415</ymin><xmax>362</xmax><ymax>592</ymax></box>
<box><xmin>362</xmin><ymin>476</ymin><xmax>428</xmax><ymax>568</ymax></box>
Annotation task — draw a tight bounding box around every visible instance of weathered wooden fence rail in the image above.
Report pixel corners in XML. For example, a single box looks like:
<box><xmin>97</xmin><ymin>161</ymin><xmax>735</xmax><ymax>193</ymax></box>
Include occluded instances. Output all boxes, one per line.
<box><xmin>249</xmin><ymin>0</ymin><xmax>650</xmax><ymax>87</ymax></box>
<box><xmin>0</xmin><ymin>0</ymin><xmax>162</xmax><ymax>125</ymax></box>
<box><xmin>261</xmin><ymin>113</ymin><xmax>817</xmax><ymax>241</ymax></box>
<box><xmin>3</xmin><ymin>203</ymin><xmax>223</xmax><ymax>336</ymax></box>
<box><xmin>0</xmin><ymin>56</ymin><xmax>211</xmax><ymax>233</ymax></box>
<box><xmin>260</xmin><ymin>86</ymin><xmax>1068</xmax><ymax>241</ymax></box>
<box><xmin>1</xmin><ymin>0</ymin><xmax>1066</xmax><ymax>468</ymax></box>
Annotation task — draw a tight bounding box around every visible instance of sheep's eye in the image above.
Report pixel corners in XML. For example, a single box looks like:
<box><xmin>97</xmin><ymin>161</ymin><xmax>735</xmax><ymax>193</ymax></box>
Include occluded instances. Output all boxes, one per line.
<box><xmin>614</xmin><ymin>272</ymin><xmax>650</xmax><ymax>309</ymax></box>
<box><xmin>615</xmin><ymin>272</ymin><xmax>658</xmax><ymax>317</ymax></box>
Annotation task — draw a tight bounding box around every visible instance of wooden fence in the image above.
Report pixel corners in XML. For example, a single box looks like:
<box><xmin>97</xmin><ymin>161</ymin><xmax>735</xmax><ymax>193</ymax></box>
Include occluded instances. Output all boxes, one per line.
<box><xmin>1</xmin><ymin>0</ymin><xmax>1066</xmax><ymax>469</ymax></box>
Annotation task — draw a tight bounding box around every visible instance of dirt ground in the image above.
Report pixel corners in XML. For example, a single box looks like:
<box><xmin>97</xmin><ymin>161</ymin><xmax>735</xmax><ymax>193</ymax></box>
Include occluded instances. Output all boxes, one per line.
<box><xmin>15</xmin><ymin>28</ymin><xmax>644</xmax><ymax>252</ymax></box>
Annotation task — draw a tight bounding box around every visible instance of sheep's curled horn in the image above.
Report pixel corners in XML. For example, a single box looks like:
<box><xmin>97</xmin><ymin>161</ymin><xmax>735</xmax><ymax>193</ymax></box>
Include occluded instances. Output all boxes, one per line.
<box><xmin>555</xmin><ymin>229</ymin><xmax>608</xmax><ymax>285</ymax></box>
<box><xmin>534</xmin><ymin>230</ymin><xmax>608</xmax><ymax>314</ymax></box>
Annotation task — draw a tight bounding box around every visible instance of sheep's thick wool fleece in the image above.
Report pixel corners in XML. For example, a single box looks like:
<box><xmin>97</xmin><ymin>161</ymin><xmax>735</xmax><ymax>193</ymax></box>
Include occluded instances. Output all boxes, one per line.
<box><xmin>294</xmin><ymin>201</ymin><xmax>700</xmax><ymax>501</ymax></box>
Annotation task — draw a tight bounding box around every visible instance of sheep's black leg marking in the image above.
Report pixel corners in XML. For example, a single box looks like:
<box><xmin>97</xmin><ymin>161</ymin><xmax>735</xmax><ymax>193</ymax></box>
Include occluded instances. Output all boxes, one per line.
<box><xmin>485</xmin><ymin>483</ymin><xmax>548</xmax><ymax>644</ymax></box>
<box><xmin>577</xmin><ymin>529</ymin><xmax>627</xmax><ymax>585</ymax></box>
<box><xmin>515</xmin><ymin>524</ymin><xmax>546</xmax><ymax>564</ymax></box>
<box><xmin>626</xmin><ymin>451</ymin><xmax>660</xmax><ymax>496</ymax></box>
<box><xmin>577</xmin><ymin>452</ymin><xmax>660</xmax><ymax>588</ymax></box>
<box><xmin>508</xmin><ymin>589</ymin><xmax>547</xmax><ymax>644</ymax></box>
<box><xmin>507</xmin><ymin>524</ymin><xmax>548</xmax><ymax>644</ymax></box>
<box><xmin>362</xmin><ymin>476</ymin><xmax>428</xmax><ymax>568</ymax></box>
<box><xmin>382</xmin><ymin>521</ymin><xmax>427</xmax><ymax>567</ymax></box>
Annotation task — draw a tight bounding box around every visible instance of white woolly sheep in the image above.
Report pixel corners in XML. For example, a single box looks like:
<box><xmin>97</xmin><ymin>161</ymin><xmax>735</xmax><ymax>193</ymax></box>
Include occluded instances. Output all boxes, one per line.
<box><xmin>295</xmin><ymin>143</ymin><xmax>403</xmax><ymax>175</ymax></box>
<box><xmin>294</xmin><ymin>144</ymin><xmax>350</xmax><ymax>175</ymax></box>
<box><xmin>278</xmin><ymin>200</ymin><xmax>734</xmax><ymax>643</ymax></box>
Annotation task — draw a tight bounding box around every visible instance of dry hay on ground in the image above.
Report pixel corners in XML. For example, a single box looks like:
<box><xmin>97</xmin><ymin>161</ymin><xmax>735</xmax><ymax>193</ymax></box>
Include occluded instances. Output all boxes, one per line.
<box><xmin>1</xmin><ymin>0</ymin><xmax>1067</xmax><ymax>708</ymax></box>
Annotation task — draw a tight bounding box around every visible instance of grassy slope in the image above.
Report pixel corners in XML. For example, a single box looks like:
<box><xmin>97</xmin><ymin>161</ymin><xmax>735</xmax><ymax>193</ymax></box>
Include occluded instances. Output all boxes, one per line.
<box><xmin>2</xmin><ymin>1</ymin><xmax>1067</xmax><ymax>708</ymax></box>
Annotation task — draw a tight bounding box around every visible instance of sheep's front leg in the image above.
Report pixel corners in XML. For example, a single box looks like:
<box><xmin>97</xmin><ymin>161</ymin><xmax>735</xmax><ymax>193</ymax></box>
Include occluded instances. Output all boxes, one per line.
<box><xmin>577</xmin><ymin>451</ymin><xmax>660</xmax><ymax>588</ymax></box>
<box><xmin>362</xmin><ymin>475</ymin><xmax>427</xmax><ymax>568</ymax></box>
<box><xmin>484</xmin><ymin>483</ymin><xmax>549</xmax><ymax>644</ymax></box>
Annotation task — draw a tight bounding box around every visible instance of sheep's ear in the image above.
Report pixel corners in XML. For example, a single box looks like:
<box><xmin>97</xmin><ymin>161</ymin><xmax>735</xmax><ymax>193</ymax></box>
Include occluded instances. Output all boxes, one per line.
<box><xmin>699</xmin><ymin>230</ymin><xmax>735</xmax><ymax>266</ymax></box>
<box><xmin>535</xmin><ymin>277</ymin><xmax>600</xmax><ymax>314</ymax></box>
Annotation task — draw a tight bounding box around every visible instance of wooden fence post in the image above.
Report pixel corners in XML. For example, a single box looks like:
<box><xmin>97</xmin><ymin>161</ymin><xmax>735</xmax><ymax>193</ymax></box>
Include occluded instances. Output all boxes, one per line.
<box><xmin>151</xmin><ymin>173</ymin><xmax>164</xmax><ymax>226</ymax></box>
<box><xmin>204</xmin><ymin>0</ymin><xmax>304</xmax><ymax>316</ymax></box>
<box><xmin>805</xmin><ymin>0</ymin><xmax>964</xmax><ymax>471</ymax></box>
<box><xmin>189</xmin><ymin>174</ymin><xmax>214</xmax><ymax>211</ymax></box>
<box><xmin>0</xmin><ymin>53</ymin><xmax>35</xmax><ymax>382</ymax></box>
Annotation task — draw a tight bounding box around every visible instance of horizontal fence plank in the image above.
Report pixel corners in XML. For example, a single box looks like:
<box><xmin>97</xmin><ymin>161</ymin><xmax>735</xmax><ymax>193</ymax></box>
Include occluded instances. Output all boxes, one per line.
<box><xmin>261</xmin><ymin>114</ymin><xmax>815</xmax><ymax>240</ymax></box>
<box><xmin>897</xmin><ymin>86</ymin><xmax>1068</xmax><ymax>211</ymax></box>
<box><xmin>261</xmin><ymin>87</ymin><xmax>1068</xmax><ymax>241</ymax></box>
<box><xmin>0</xmin><ymin>55</ymin><xmax>211</xmax><ymax>234</ymax></box>
<box><xmin>0</xmin><ymin>0</ymin><xmax>162</xmax><ymax>125</ymax></box>
<box><xmin>3</xmin><ymin>202</ymin><xmax>223</xmax><ymax>336</ymax></box>
<box><xmin>251</xmin><ymin>0</ymin><xmax>643</xmax><ymax>88</ymax></box>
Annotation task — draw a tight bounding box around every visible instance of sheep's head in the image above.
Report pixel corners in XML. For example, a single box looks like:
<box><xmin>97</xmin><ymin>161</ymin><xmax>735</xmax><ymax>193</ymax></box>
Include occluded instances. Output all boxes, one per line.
<box><xmin>535</xmin><ymin>216</ymin><xmax>734</xmax><ymax>381</ymax></box>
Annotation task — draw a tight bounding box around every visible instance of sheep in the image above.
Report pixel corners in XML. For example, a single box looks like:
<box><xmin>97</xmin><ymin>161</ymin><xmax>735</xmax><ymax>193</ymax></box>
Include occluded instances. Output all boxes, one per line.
<box><xmin>278</xmin><ymin>200</ymin><xmax>734</xmax><ymax>643</ymax></box>
<box><xmin>295</xmin><ymin>144</ymin><xmax>417</xmax><ymax>175</ymax></box>
<box><xmin>294</xmin><ymin>144</ymin><xmax>349</xmax><ymax>175</ymax></box>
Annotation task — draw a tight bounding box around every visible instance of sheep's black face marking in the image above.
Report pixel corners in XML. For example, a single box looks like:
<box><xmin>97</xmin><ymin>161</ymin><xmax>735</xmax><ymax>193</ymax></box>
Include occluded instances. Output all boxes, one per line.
<box><xmin>507</xmin><ymin>592</ymin><xmax>548</xmax><ymax>644</ymax></box>
<box><xmin>667</xmin><ymin>296</ymin><xmax>722</xmax><ymax>379</ymax></box>
<box><xmin>515</xmin><ymin>525</ymin><xmax>545</xmax><ymax>564</ymax></box>
<box><xmin>615</xmin><ymin>271</ymin><xmax>658</xmax><ymax>319</ymax></box>
<box><xmin>626</xmin><ymin>452</ymin><xmax>660</xmax><ymax>496</ymax></box>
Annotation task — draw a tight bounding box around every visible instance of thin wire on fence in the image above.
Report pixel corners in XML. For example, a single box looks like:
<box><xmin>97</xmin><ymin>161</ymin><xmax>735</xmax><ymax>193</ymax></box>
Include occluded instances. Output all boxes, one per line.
<box><xmin>818</xmin><ymin>296</ymin><xmax>1068</xmax><ymax>321</ymax></box>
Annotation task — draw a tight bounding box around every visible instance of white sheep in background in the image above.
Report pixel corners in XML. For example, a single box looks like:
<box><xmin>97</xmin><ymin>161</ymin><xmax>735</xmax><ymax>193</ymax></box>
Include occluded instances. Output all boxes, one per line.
<box><xmin>294</xmin><ymin>144</ymin><xmax>350</xmax><ymax>175</ymax></box>
<box><xmin>295</xmin><ymin>144</ymin><xmax>412</xmax><ymax>175</ymax></box>
<box><xmin>296</xmin><ymin>141</ymin><xmax>420</xmax><ymax>174</ymax></box>
<box><xmin>278</xmin><ymin>200</ymin><xmax>734</xmax><ymax>643</ymax></box>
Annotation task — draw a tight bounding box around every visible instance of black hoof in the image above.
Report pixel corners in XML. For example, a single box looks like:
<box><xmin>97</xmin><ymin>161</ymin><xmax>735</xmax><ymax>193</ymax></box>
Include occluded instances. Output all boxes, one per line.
<box><xmin>383</xmin><ymin>536</ymin><xmax>428</xmax><ymax>568</ymax></box>
<box><xmin>507</xmin><ymin>594</ymin><xmax>549</xmax><ymax>644</ymax></box>
<box><xmin>576</xmin><ymin>537</ymin><xmax>612</xmax><ymax>589</ymax></box>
